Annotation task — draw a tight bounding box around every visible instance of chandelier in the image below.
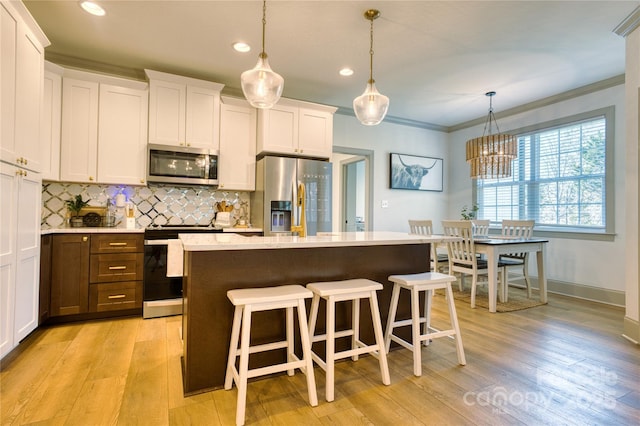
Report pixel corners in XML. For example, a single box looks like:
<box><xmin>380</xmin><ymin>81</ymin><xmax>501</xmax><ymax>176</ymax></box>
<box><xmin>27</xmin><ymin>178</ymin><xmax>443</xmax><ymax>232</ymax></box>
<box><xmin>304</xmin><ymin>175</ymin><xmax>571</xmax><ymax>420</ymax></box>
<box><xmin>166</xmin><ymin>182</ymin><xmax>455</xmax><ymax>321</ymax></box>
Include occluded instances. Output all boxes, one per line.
<box><xmin>353</xmin><ymin>9</ymin><xmax>389</xmax><ymax>126</ymax></box>
<box><xmin>466</xmin><ymin>91</ymin><xmax>517</xmax><ymax>179</ymax></box>
<box><xmin>241</xmin><ymin>0</ymin><xmax>284</xmax><ymax>109</ymax></box>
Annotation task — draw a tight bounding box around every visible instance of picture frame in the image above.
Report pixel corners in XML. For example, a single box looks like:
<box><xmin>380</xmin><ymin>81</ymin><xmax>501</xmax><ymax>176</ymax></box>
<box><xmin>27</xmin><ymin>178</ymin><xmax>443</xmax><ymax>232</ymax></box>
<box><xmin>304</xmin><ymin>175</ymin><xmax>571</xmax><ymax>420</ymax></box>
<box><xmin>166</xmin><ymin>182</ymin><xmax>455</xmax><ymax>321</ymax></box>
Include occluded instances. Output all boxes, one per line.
<box><xmin>389</xmin><ymin>153</ymin><xmax>443</xmax><ymax>191</ymax></box>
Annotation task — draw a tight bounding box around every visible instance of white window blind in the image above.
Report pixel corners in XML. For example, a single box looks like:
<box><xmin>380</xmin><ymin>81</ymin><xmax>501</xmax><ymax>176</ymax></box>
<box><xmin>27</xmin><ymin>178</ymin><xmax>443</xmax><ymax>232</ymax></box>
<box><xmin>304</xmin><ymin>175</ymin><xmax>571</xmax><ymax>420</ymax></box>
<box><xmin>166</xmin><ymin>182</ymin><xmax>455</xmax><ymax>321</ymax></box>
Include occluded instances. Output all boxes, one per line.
<box><xmin>477</xmin><ymin>114</ymin><xmax>607</xmax><ymax>232</ymax></box>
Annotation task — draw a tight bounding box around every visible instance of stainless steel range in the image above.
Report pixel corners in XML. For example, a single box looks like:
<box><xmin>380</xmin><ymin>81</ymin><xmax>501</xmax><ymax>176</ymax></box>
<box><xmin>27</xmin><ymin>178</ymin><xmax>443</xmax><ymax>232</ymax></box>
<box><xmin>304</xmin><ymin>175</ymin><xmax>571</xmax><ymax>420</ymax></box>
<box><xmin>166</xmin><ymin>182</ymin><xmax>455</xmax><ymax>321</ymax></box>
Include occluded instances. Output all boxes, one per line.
<box><xmin>143</xmin><ymin>225</ymin><xmax>223</xmax><ymax>319</ymax></box>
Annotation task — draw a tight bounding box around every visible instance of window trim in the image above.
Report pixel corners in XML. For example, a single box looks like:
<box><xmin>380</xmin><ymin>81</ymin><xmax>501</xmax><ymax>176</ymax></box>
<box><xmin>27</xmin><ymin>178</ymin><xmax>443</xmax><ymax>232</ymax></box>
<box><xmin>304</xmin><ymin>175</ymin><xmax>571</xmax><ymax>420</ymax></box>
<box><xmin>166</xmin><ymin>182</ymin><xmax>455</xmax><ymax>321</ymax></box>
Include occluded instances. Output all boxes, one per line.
<box><xmin>473</xmin><ymin>106</ymin><xmax>615</xmax><ymax>241</ymax></box>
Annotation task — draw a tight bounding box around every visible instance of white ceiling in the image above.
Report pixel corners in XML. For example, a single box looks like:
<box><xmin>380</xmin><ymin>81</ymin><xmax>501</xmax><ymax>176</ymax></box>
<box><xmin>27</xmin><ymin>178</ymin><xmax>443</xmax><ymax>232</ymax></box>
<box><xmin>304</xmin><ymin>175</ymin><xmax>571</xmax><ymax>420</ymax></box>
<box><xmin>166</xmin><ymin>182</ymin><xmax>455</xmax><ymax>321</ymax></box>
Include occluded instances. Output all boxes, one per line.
<box><xmin>24</xmin><ymin>0</ymin><xmax>638</xmax><ymax>129</ymax></box>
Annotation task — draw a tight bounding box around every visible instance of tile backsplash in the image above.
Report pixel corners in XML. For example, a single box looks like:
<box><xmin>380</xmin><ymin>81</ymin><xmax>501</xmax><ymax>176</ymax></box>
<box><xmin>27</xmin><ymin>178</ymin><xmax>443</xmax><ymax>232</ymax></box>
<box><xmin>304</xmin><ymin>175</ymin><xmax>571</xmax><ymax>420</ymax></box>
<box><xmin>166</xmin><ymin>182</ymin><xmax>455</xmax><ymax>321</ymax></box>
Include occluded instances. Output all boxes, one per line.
<box><xmin>42</xmin><ymin>182</ymin><xmax>250</xmax><ymax>228</ymax></box>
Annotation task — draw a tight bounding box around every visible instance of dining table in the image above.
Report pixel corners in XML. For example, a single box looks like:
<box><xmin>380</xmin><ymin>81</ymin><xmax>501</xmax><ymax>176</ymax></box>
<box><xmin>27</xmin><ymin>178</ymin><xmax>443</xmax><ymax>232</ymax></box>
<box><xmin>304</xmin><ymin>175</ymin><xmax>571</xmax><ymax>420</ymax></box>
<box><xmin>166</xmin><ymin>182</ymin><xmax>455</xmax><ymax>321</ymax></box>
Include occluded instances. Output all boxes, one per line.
<box><xmin>473</xmin><ymin>236</ymin><xmax>549</xmax><ymax>312</ymax></box>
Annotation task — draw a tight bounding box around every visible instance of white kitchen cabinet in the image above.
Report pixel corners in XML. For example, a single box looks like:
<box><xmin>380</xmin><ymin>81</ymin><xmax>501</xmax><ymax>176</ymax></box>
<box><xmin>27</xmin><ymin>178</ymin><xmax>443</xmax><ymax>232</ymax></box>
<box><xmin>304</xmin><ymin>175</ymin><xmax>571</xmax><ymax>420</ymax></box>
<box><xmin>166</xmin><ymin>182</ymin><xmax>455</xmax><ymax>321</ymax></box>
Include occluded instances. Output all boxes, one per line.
<box><xmin>41</xmin><ymin>62</ymin><xmax>63</xmax><ymax>181</ymax></box>
<box><xmin>1</xmin><ymin>162</ymin><xmax>42</xmax><ymax>359</ymax></box>
<box><xmin>97</xmin><ymin>84</ymin><xmax>149</xmax><ymax>185</ymax></box>
<box><xmin>60</xmin><ymin>77</ymin><xmax>99</xmax><ymax>183</ymax></box>
<box><xmin>59</xmin><ymin>69</ymin><xmax>149</xmax><ymax>185</ymax></box>
<box><xmin>218</xmin><ymin>97</ymin><xmax>256</xmax><ymax>191</ymax></box>
<box><xmin>146</xmin><ymin>69</ymin><xmax>224</xmax><ymax>149</ymax></box>
<box><xmin>257</xmin><ymin>98</ymin><xmax>336</xmax><ymax>159</ymax></box>
<box><xmin>257</xmin><ymin>103</ymin><xmax>298</xmax><ymax>155</ymax></box>
<box><xmin>298</xmin><ymin>107</ymin><xmax>334</xmax><ymax>158</ymax></box>
<box><xmin>0</xmin><ymin>1</ymin><xmax>49</xmax><ymax>172</ymax></box>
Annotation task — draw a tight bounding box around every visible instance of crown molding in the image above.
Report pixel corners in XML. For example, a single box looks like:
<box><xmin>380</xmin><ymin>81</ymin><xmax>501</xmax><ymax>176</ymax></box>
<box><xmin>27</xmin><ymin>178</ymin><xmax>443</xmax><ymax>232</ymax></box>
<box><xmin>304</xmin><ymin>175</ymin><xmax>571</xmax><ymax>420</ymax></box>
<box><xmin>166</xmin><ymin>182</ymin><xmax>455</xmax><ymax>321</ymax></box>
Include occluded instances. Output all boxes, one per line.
<box><xmin>334</xmin><ymin>107</ymin><xmax>447</xmax><ymax>132</ymax></box>
<box><xmin>448</xmin><ymin>74</ymin><xmax>625</xmax><ymax>133</ymax></box>
<box><xmin>613</xmin><ymin>5</ymin><xmax>640</xmax><ymax>37</ymax></box>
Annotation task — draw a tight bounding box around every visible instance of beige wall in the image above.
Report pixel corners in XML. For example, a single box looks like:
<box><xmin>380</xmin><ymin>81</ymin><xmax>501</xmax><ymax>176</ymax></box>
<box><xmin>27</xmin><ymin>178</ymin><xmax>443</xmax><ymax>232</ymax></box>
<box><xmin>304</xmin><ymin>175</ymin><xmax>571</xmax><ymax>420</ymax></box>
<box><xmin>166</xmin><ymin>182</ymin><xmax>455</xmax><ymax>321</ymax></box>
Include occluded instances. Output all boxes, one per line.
<box><xmin>621</xmin><ymin>14</ymin><xmax>640</xmax><ymax>342</ymax></box>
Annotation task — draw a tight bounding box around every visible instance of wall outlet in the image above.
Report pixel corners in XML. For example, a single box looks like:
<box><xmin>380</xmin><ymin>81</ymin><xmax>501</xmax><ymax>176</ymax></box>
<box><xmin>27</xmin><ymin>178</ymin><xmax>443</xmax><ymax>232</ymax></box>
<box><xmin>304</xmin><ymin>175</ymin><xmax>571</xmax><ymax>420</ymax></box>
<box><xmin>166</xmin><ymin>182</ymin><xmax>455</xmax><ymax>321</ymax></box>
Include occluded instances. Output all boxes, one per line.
<box><xmin>381</xmin><ymin>200</ymin><xmax>389</xmax><ymax>208</ymax></box>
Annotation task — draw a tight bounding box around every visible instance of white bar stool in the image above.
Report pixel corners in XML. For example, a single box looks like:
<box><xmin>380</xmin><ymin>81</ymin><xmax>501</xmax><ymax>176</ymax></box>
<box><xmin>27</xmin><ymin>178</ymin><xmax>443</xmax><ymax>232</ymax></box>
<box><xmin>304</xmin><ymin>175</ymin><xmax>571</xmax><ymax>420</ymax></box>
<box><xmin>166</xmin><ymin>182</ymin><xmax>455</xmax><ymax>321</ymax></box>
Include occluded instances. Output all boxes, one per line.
<box><xmin>385</xmin><ymin>272</ymin><xmax>466</xmax><ymax>377</ymax></box>
<box><xmin>307</xmin><ymin>279</ymin><xmax>391</xmax><ymax>402</ymax></box>
<box><xmin>224</xmin><ymin>285</ymin><xmax>318</xmax><ymax>426</ymax></box>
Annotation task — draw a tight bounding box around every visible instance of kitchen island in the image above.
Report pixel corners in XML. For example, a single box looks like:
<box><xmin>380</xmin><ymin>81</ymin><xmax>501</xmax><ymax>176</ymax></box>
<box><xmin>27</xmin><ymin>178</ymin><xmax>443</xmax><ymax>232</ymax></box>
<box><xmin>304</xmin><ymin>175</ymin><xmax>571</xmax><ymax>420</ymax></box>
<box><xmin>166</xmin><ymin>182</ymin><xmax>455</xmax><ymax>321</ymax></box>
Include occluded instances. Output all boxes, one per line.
<box><xmin>180</xmin><ymin>231</ymin><xmax>448</xmax><ymax>395</ymax></box>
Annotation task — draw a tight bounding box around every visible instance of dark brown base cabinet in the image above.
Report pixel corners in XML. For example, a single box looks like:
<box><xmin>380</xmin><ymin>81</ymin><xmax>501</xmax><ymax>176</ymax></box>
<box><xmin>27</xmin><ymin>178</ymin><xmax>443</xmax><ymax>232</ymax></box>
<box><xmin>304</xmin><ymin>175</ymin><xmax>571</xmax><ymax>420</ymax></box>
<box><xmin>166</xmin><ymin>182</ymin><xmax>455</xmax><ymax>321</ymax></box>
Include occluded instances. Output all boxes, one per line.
<box><xmin>47</xmin><ymin>233</ymin><xmax>143</xmax><ymax>322</ymax></box>
<box><xmin>51</xmin><ymin>234</ymin><xmax>90</xmax><ymax>316</ymax></box>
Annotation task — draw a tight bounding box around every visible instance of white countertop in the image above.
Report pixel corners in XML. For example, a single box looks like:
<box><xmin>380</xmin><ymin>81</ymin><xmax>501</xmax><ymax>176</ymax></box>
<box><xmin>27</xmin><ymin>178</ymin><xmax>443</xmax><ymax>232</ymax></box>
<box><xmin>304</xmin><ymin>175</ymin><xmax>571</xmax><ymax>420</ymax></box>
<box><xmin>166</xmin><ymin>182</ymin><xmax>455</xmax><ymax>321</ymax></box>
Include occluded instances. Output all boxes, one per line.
<box><xmin>179</xmin><ymin>231</ymin><xmax>455</xmax><ymax>251</ymax></box>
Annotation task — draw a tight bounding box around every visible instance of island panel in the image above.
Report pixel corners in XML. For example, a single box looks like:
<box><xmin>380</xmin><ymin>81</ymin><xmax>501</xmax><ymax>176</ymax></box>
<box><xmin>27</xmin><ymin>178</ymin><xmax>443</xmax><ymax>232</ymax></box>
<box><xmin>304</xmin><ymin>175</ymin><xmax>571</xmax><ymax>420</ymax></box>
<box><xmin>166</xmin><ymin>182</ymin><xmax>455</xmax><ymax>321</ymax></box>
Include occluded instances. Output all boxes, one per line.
<box><xmin>182</xmin><ymin>242</ymin><xmax>430</xmax><ymax>395</ymax></box>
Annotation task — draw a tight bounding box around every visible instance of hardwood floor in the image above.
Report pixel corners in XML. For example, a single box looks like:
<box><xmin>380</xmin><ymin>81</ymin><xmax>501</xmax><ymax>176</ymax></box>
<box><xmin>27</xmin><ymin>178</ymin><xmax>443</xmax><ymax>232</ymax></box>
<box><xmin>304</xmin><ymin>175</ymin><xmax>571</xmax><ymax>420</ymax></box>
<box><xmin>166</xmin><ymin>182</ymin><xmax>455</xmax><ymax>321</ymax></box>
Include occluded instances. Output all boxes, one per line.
<box><xmin>2</xmin><ymin>293</ymin><xmax>638</xmax><ymax>425</ymax></box>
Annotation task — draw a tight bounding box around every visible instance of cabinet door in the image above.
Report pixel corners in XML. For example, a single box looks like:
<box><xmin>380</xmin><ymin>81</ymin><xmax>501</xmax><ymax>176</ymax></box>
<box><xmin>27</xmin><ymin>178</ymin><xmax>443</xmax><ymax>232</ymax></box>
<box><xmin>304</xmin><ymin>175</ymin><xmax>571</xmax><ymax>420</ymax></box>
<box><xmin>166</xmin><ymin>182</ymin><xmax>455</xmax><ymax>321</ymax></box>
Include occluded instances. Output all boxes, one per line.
<box><xmin>0</xmin><ymin>4</ymin><xmax>18</xmax><ymax>167</ymax></box>
<box><xmin>185</xmin><ymin>85</ymin><xmax>220</xmax><ymax>149</ymax></box>
<box><xmin>257</xmin><ymin>104</ymin><xmax>298</xmax><ymax>155</ymax></box>
<box><xmin>41</xmin><ymin>68</ymin><xmax>62</xmax><ymax>181</ymax></box>
<box><xmin>298</xmin><ymin>107</ymin><xmax>333</xmax><ymax>159</ymax></box>
<box><xmin>13</xmin><ymin>168</ymin><xmax>41</xmax><ymax>341</ymax></box>
<box><xmin>0</xmin><ymin>163</ymin><xmax>17</xmax><ymax>357</ymax></box>
<box><xmin>148</xmin><ymin>79</ymin><xmax>185</xmax><ymax>146</ymax></box>
<box><xmin>60</xmin><ymin>78</ymin><xmax>99</xmax><ymax>182</ymax></box>
<box><xmin>219</xmin><ymin>100</ymin><xmax>256</xmax><ymax>191</ymax></box>
<box><xmin>51</xmin><ymin>234</ymin><xmax>90</xmax><ymax>316</ymax></box>
<box><xmin>0</xmin><ymin>4</ymin><xmax>45</xmax><ymax>172</ymax></box>
<box><xmin>97</xmin><ymin>84</ymin><xmax>148</xmax><ymax>185</ymax></box>
<box><xmin>14</xmin><ymin>25</ymin><xmax>44</xmax><ymax>173</ymax></box>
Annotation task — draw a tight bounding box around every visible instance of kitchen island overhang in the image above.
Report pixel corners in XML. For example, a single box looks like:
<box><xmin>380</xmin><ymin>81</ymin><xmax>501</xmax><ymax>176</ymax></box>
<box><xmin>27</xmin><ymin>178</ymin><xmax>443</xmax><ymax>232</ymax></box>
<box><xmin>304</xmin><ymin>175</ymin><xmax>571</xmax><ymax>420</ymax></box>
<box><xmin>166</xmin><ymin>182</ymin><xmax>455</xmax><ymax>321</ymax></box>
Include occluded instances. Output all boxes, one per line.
<box><xmin>180</xmin><ymin>231</ymin><xmax>448</xmax><ymax>395</ymax></box>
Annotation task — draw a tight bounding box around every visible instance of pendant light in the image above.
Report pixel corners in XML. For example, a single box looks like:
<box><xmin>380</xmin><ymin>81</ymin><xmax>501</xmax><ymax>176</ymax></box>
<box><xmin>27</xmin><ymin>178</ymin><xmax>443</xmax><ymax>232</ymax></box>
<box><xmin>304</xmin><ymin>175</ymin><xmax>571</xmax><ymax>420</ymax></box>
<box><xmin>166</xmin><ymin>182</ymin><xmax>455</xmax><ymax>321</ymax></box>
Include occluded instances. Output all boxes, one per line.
<box><xmin>353</xmin><ymin>9</ymin><xmax>389</xmax><ymax>126</ymax></box>
<box><xmin>465</xmin><ymin>91</ymin><xmax>518</xmax><ymax>179</ymax></box>
<box><xmin>241</xmin><ymin>0</ymin><xmax>283</xmax><ymax>109</ymax></box>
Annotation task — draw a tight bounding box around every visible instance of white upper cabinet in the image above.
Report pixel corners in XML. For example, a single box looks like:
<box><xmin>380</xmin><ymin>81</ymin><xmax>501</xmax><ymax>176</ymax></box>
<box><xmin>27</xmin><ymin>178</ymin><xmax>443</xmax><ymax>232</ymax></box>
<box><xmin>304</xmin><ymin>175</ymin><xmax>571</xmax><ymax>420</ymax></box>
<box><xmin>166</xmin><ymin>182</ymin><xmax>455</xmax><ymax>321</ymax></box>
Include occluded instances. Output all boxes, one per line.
<box><xmin>41</xmin><ymin>62</ymin><xmax>62</xmax><ymax>181</ymax></box>
<box><xmin>146</xmin><ymin>69</ymin><xmax>224</xmax><ymax>149</ymax></box>
<box><xmin>257</xmin><ymin>98</ymin><xmax>336</xmax><ymax>159</ymax></box>
<box><xmin>218</xmin><ymin>97</ymin><xmax>256</xmax><ymax>191</ymax></box>
<box><xmin>60</xmin><ymin>69</ymin><xmax>149</xmax><ymax>185</ymax></box>
<box><xmin>60</xmin><ymin>77</ymin><xmax>99</xmax><ymax>183</ymax></box>
<box><xmin>97</xmin><ymin>84</ymin><xmax>149</xmax><ymax>185</ymax></box>
<box><xmin>0</xmin><ymin>1</ymin><xmax>49</xmax><ymax>172</ymax></box>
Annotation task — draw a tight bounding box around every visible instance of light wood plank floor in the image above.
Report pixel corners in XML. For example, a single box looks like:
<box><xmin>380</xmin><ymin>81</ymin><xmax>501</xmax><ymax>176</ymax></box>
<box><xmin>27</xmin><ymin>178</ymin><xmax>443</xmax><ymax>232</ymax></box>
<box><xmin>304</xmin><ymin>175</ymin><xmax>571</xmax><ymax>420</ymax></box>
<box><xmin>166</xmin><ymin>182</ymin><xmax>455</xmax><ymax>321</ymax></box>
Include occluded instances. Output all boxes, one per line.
<box><xmin>2</xmin><ymin>292</ymin><xmax>639</xmax><ymax>425</ymax></box>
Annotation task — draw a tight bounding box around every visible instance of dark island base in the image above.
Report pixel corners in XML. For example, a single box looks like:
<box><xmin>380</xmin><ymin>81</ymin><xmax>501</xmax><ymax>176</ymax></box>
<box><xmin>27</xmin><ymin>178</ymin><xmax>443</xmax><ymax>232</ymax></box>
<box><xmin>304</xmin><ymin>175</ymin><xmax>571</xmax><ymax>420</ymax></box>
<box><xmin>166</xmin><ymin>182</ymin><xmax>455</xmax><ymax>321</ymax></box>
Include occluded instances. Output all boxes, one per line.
<box><xmin>182</xmin><ymin>243</ymin><xmax>430</xmax><ymax>395</ymax></box>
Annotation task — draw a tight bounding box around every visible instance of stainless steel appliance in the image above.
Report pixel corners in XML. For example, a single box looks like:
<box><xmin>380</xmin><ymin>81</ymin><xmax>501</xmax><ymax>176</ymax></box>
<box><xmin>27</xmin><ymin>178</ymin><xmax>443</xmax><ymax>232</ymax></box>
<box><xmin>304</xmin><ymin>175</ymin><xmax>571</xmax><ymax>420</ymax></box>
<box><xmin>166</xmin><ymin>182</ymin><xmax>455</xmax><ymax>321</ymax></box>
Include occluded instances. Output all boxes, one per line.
<box><xmin>147</xmin><ymin>143</ymin><xmax>218</xmax><ymax>186</ymax></box>
<box><xmin>251</xmin><ymin>156</ymin><xmax>332</xmax><ymax>236</ymax></box>
<box><xmin>143</xmin><ymin>225</ymin><xmax>222</xmax><ymax>319</ymax></box>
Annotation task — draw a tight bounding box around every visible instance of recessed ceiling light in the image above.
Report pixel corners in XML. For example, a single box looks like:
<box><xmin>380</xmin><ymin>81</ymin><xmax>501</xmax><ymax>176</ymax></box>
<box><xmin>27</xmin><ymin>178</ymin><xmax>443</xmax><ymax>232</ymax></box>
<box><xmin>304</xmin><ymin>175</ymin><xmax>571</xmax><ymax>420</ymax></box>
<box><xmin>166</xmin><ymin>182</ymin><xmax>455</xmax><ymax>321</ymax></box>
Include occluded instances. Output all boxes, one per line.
<box><xmin>80</xmin><ymin>1</ymin><xmax>106</xmax><ymax>16</ymax></box>
<box><xmin>339</xmin><ymin>68</ymin><xmax>354</xmax><ymax>77</ymax></box>
<box><xmin>233</xmin><ymin>42</ymin><xmax>251</xmax><ymax>53</ymax></box>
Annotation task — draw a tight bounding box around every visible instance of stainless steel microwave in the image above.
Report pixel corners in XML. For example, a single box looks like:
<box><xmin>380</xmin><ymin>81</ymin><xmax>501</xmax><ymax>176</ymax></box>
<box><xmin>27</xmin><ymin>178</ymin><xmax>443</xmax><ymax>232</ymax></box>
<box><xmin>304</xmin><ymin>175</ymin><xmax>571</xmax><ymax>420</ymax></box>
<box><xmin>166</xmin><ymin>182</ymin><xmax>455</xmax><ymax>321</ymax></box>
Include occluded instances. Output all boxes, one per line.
<box><xmin>147</xmin><ymin>144</ymin><xmax>218</xmax><ymax>186</ymax></box>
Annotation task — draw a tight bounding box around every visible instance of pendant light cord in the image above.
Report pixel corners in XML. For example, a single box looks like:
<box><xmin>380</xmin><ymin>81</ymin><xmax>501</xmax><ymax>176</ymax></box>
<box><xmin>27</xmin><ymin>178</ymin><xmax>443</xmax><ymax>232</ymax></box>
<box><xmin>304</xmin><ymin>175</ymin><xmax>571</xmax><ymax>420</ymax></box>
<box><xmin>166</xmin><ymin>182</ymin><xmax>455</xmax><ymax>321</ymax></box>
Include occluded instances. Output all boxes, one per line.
<box><xmin>260</xmin><ymin>0</ymin><xmax>267</xmax><ymax>57</ymax></box>
<box><xmin>482</xmin><ymin>92</ymin><xmax>502</xmax><ymax>136</ymax></box>
<box><xmin>368</xmin><ymin>16</ymin><xmax>374</xmax><ymax>84</ymax></box>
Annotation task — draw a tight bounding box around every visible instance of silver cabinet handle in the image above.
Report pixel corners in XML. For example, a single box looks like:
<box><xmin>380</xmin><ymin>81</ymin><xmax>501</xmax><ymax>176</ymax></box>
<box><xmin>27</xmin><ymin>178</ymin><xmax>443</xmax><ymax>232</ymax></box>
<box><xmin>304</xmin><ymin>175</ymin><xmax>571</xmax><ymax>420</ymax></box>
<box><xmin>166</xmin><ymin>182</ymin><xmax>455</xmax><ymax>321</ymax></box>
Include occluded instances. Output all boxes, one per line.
<box><xmin>108</xmin><ymin>266</ymin><xmax>127</xmax><ymax>270</ymax></box>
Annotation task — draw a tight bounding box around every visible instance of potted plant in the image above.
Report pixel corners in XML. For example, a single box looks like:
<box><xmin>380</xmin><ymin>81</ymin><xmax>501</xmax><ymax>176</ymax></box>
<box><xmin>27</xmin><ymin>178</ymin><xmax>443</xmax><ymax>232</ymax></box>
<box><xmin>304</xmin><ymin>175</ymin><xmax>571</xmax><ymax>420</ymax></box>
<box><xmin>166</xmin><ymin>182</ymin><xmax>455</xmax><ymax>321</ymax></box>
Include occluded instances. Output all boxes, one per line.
<box><xmin>66</xmin><ymin>194</ymin><xmax>89</xmax><ymax>227</ymax></box>
<box><xmin>460</xmin><ymin>204</ymin><xmax>479</xmax><ymax>220</ymax></box>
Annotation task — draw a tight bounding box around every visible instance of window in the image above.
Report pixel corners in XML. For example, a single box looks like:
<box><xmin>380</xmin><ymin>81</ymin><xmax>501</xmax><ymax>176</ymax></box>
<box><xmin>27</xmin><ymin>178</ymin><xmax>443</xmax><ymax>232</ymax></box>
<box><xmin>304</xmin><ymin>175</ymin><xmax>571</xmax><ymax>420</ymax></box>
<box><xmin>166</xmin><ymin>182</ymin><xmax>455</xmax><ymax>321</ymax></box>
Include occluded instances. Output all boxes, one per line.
<box><xmin>476</xmin><ymin>107</ymin><xmax>614</xmax><ymax>237</ymax></box>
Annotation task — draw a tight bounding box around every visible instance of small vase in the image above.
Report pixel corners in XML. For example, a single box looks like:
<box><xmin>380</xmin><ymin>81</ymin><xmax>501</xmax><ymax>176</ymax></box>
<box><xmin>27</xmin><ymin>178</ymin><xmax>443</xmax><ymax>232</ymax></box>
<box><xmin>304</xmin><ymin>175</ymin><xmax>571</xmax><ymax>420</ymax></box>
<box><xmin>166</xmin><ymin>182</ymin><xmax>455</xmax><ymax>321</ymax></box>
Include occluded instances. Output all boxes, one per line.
<box><xmin>70</xmin><ymin>216</ymin><xmax>84</xmax><ymax>227</ymax></box>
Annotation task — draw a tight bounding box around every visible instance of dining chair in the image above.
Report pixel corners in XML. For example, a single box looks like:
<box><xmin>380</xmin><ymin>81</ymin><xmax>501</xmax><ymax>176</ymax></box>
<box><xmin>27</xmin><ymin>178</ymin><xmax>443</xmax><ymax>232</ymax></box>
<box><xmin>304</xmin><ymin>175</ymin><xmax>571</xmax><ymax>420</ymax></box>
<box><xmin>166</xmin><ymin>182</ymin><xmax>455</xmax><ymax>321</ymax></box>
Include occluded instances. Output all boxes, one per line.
<box><xmin>471</xmin><ymin>219</ymin><xmax>490</xmax><ymax>237</ymax></box>
<box><xmin>408</xmin><ymin>219</ymin><xmax>448</xmax><ymax>273</ymax></box>
<box><xmin>442</xmin><ymin>220</ymin><xmax>506</xmax><ymax>308</ymax></box>
<box><xmin>500</xmin><ymin>220</ymin><xmax>535</xmax><ymax>300</ymax></box>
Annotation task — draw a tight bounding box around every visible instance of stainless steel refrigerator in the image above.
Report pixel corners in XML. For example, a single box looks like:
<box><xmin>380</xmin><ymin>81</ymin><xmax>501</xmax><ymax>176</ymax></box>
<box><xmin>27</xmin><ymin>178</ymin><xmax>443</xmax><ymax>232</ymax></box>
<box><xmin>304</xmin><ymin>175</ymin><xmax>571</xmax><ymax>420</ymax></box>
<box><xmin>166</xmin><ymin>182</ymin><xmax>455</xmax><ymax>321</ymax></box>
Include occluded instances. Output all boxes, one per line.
<box><xmin>251</xmin><ymin>156</ymin><xmax>332</xmax><ymax>236</ymax></box>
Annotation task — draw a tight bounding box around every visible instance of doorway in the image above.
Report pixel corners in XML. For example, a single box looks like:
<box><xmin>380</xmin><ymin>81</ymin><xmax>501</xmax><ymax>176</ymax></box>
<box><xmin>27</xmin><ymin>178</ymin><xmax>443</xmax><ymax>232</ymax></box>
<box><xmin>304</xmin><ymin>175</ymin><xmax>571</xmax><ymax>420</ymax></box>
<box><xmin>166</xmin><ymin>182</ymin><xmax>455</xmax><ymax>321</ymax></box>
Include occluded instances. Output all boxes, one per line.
<box><xmin>332</xmin><ymin>146</ymin><xmax>373</xmax><ymax>232</ymax></box>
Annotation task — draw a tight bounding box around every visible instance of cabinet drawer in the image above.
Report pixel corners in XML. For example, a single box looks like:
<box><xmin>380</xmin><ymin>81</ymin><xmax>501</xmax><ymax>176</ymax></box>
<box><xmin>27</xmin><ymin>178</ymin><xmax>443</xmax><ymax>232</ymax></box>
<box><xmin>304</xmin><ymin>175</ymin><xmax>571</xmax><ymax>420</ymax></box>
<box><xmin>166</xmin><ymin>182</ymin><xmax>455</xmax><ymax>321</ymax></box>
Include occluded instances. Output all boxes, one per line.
<box><xmin>90</xmin><ymin>253</ymin><xmax>143</xmax><ymax>283</ymax></box>
<box><xmin>90</xmin><ymin>234</ymin><xmax>143</xmax><ymax>254</ymax></box>
<box><xmin>89</xmin><ymin>281</ymin><xmax>142</xmax><ymax>312</ymax></box>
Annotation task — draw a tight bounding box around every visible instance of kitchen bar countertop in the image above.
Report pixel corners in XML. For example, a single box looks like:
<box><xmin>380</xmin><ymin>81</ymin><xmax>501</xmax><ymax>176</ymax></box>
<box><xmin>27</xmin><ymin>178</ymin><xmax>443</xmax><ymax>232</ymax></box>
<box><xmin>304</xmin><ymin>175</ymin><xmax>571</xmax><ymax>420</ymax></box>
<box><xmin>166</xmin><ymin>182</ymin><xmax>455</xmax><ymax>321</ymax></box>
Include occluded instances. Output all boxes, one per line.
<box><xmin>179</xmin><ymin>231</ymin><xmax>455</xmax><ymax>251</ymax></box>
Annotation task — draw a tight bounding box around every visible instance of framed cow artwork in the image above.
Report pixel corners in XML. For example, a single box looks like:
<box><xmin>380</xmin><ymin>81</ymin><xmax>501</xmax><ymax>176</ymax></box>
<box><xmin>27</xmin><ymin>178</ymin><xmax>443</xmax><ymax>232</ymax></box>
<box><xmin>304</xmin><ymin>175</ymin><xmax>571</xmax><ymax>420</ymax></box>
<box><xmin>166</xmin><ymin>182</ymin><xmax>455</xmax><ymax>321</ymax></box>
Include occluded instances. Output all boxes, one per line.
<box><xmin>389</xmin><ymin>153</ymin><xmax>443</xmax><ymax>191</ymax></box>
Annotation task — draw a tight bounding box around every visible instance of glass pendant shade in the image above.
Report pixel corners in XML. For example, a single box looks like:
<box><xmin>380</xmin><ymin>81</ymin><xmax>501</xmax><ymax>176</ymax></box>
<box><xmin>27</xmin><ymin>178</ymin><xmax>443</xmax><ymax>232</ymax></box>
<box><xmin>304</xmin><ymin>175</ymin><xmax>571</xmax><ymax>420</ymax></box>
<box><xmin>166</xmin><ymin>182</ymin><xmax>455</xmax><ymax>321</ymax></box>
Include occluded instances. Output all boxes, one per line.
<box><xmin>241</xmin><ymin>54</ymin><xmax>284</xmax><ymax>109</ymax></box>
<box><xmin>353</xmin><ymin>80</ymin><xmax>389</xmax><ymax>126</ymax></box>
